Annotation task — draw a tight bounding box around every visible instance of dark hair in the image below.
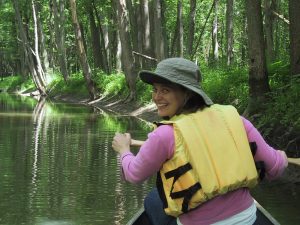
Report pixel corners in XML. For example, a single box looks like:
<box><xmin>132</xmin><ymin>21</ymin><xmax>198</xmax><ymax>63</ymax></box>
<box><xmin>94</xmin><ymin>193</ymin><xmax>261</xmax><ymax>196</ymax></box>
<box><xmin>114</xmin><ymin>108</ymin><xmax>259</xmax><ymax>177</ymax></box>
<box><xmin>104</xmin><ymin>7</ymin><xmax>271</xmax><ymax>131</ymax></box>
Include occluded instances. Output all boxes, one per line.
<box><xmin>176</xmin><ymin>89</ymin><xmax>206</xmax><ymax>115</ymax></box>
<box><xmin>180</xmin><ymin>91</ymin><xmax>207</xmax><ymax>114</ymax></box>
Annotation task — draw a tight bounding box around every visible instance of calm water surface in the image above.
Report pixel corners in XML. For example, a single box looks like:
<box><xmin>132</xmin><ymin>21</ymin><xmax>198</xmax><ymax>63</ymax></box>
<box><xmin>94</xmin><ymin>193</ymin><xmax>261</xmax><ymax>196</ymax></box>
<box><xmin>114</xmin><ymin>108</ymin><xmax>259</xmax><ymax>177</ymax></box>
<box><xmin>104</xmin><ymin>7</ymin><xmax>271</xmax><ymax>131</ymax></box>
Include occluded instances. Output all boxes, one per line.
<box><xmin>0</xmin><ymin>94</ymin><xmax>153</xmax><ymax>225</ymax></box>
<box><xmin>0</xmin><ymin>94</ymin><xmax>299</xmax><ymax>225</ymax></box>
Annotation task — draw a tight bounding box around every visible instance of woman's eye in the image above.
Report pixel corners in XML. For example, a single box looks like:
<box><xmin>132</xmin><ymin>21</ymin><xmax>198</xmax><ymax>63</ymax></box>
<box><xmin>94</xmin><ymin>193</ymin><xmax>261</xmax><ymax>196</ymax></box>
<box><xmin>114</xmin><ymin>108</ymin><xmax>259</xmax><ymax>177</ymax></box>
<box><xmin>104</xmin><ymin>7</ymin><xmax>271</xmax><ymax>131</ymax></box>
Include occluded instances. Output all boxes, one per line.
<box><xmin>161</xmin><ymin>89</ymin><xmax>169</xmax><ymax>94</ymax></box>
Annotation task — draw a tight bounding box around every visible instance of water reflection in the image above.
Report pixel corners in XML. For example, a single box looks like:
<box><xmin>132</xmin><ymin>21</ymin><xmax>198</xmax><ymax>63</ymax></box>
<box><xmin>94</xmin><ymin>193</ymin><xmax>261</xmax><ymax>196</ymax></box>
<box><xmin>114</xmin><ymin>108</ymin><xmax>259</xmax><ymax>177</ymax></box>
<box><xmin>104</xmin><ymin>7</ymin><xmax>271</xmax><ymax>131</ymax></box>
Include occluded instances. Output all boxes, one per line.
<box><xmin>0</xmin><ymin>94</ymin><xmax>153</xmax><ymax>225</ymax></box>
<box><xmin>30</xmin><ymin>97</ymin><xmax>46</xmax><ymax>206</ymax></box>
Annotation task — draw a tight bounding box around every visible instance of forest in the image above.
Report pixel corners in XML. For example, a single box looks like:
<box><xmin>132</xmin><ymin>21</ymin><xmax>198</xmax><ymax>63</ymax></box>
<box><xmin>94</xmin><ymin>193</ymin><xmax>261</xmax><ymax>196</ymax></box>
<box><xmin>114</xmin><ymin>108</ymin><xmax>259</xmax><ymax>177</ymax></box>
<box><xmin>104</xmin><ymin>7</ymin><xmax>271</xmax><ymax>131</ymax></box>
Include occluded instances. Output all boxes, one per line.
<box><xmin>0</xmin><ymin>0</ymin><xmax>299</xmax><ymax>156</ymax></box>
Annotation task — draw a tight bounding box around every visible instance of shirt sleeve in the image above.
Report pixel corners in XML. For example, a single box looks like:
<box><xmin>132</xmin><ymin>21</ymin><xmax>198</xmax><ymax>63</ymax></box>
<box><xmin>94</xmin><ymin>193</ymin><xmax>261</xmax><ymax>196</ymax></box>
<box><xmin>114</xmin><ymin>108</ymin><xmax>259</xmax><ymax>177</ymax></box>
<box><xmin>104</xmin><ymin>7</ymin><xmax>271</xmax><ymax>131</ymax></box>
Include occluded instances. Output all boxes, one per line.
<box><xmin>120</xmin><ymin>125</ymin><xmax>175</xmax><ymax>184</ymax></box>
<box><xmin>242</xmin><ymin>117</ymin><xmax>288</xmax><ymax>180</ymax></box>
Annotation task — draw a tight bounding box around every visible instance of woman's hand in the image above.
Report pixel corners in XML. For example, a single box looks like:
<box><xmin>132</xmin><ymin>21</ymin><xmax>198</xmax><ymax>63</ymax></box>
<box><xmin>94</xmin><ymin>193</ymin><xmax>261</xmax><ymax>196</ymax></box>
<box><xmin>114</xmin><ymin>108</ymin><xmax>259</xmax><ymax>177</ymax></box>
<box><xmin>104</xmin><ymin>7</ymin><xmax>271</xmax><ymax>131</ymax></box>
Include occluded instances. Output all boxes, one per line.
<box><xmin>112</xmin><ymin>132</ymin><xmax>131</xmax><ymax>154</ymax></box>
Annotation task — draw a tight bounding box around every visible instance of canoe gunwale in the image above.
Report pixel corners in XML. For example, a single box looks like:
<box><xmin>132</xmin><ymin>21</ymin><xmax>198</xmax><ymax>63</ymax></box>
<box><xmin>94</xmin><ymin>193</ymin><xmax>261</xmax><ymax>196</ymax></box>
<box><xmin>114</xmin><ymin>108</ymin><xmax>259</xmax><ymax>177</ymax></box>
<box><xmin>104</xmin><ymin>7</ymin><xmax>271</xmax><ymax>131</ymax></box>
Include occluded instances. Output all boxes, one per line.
<box><xmin>127</xmin><ymin>200</ymin><xmax>281</xmax><ymax>225</ymax></box>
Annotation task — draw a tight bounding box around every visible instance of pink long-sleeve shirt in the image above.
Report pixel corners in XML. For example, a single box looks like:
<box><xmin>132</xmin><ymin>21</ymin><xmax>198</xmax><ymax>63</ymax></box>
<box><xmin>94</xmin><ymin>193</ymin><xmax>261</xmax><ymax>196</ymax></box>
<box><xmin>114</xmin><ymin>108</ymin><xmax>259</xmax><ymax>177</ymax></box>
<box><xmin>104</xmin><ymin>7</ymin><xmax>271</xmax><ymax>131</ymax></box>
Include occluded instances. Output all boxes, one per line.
<box><xmin>120</xmin><ymin>117</ymin><xmax>287</xmax><ymax>225</ymax></box>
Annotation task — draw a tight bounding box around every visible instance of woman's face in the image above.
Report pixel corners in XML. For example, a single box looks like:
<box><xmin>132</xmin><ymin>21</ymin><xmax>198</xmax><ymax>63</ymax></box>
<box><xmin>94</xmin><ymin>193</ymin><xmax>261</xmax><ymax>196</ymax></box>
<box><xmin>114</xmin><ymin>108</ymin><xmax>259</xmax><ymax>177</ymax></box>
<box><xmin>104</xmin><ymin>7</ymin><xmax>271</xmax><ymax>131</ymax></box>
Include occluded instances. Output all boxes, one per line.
<box><xmin>152</xmin><ymin>83</ymin><xmax>186</xmax><ymax>118</ymax></box>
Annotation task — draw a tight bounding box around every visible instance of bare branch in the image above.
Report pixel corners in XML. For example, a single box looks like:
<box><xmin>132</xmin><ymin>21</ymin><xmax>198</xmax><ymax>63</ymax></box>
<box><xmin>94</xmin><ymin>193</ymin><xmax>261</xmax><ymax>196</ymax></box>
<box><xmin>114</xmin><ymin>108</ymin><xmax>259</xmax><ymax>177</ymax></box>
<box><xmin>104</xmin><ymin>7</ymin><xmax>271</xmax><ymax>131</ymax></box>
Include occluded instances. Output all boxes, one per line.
<box><xmin>262</xmin><ymin>5</ymin><xmax>290</xmax><ymax>25</ymax></box>
<box><xmin>133</xmin><ymin>51</ymin><xmax>158</xmax><ymax>62</ymax></box>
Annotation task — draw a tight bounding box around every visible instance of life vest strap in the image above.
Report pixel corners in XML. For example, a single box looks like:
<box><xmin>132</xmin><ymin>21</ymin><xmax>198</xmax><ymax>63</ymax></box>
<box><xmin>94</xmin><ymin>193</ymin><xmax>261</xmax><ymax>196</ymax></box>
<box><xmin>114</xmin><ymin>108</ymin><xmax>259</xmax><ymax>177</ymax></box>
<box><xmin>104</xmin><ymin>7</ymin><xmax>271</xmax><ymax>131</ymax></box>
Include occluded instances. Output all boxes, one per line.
<box><xmin>156</xmin><ymin>172</ymin><xmax>168</xmax><ymax>209</ymax></box>
<box><xmin>170</xmin><ymin>182</ymin><xmax>202</xmax><ymax>213</ymax></box>
<box><xmin>250</xmin><ymin>142</ymin><xmax>257</xmax><ymax>155</ymax></box>
<box><xmin>165</xmin><ymin>163</ymin><xmax>192</xmax><ymax>179</ymax></box>
<box><xmin>255</xmin><ymin>161</ymin><xmax>265</xmax><ymax>180</ymax></box>
<box><xmin>249</xmin><ymin>141</ymin><xmax>266</xmax><ymax>180</ymax></box>
<box><xmin>165</xmin><ymin>163</ymin><xmax>193</xmax><ymax>194</ymax></box>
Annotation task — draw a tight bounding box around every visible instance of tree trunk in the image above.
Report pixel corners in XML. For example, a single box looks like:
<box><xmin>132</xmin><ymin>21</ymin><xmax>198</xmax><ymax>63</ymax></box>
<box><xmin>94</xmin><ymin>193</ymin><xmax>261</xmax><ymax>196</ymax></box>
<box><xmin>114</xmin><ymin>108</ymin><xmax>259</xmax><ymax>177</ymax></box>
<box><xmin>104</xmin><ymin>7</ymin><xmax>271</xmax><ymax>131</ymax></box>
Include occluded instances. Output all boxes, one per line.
<box><xmin>170</xmin><ymin>16</ymin><xmax>178</xmax><ymax>56</ymax></box>
<box><xmin>140</xmin><ymin>0</ymin><xmax>153</xmax><ymax>68</ymax></box>
<box><xmin>35</xmin><ymin>2</ymin><xmax>50</xmax><ymax>77</ymax></box>
<box><xmin>187</xmin><ymin>0</ymin><xmax>196</xmax><ymax>58</ymax></box>
<box><xmin>13</xmin><ymin>0</ymin><xmax>46</xmax><ymax>95</ymax></box>
<box><xmin>79</xmin><ymin>23</ymin><xmax>88</xmax><ymax>54</ymax></box>
<box><xmin>240</xmin><ymin>7</ymin><xmax>247</xmax><ymax>65</ymax></box>
<box><xmin>289</xmin><ymin>0</ymin><xmax>300</xmax><ymax>75</ymax></box>
<box><xmin>48</xmin><ymin>1</ymin><xmax>55</xmax><ymax>69</ymax></box>
<box><xmin>116</xmin><ymin>31</ymin><xmax>122</xmax><ymax>72</ymax></box>
<box><xmin>161</xmin><ymin>0</ymin><xmax>168</xmax><ymax>58</ymax></box>
<box><xmin>18</xmin><ymin>44</ymin><xmax>28</xmax><ymax>78</ymax></box>
<box><xmin>69</xmin><ymin>0</ymin><xmax>97</xmax><ymax>100</ymax></box>
<box><xmin>32</xmin><ymin>0</ymin><xmax>48</xmax><ymax>90</ymax></box>
<box><xmin>87</xmin><ymin>2</ymin><xmax>103</xmax><ymax>69</ymax></box>
<box><xmin>126</xmin><ymin>0</ymin><xmax>140</xmax><ymax>69</ymax></box>
<box><xmin>244</xmin><ymin>0</ymin><xmax>270</xmax><ymax>116</ymax></box>
<box><xmin>177</xmin><ymin>0</ymin><xmax>183</xmax><ymax>57</ymax></box>
<box><xmin>170</xmin><ymin>0</ymin><xmax>183</xmax><ymax>57</ymax></box>
<box><xmin>153</xmin><ymin>0</ymin><xmax>166</xmax><ymax>61</ymax></box>
<box><xmin>264</xmin><ymin>0</ymin><xmax>275</xmax><ymax>63</ymax></box>
<box><xmin>92</xmin><ymin>0</ymin><xmax>110</xmax><ymax>74</ymax></box>
<box><xmin>212</xmin><ymin>0</ymin><xmax>219</xmax><ymax>63</ymax></box>
<box><xmin>136</xmin><ymin>2</ymin><xmax>143</xmax><ymax>68</ymax></box>
<box><xmin>113</xmin><ymin>0</ymin><xmax>137</xmax><ymax>102</ymax></box>
<box><xmin>110</xmin><ymin>2</ymin><xmax>122</xmax><ymax>72</ymax></box>
<box><xmin>52</xmin><ymin>0</ymin><xmax>69</xmax><ymax>81</ymax></box>
<box><xmin>273</xmin><ymin>0</ymin><xmax>280</xmax><ymax>61</ymax></box>
<box><xmin>226</xmin><ymin>0</ymin><xmax>234</xmax><ymax>66</ymax></box>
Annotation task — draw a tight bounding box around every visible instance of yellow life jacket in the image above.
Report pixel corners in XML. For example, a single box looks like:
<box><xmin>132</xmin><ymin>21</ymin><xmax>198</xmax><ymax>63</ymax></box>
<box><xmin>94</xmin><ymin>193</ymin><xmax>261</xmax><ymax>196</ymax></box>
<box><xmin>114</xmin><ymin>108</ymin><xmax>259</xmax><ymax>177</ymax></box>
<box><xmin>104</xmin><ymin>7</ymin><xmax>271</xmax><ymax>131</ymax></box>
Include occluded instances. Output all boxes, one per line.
<box><xmin>156</xmin><ymin>104</ymin><xmax>258</xmax><ymax>217</ymax></box>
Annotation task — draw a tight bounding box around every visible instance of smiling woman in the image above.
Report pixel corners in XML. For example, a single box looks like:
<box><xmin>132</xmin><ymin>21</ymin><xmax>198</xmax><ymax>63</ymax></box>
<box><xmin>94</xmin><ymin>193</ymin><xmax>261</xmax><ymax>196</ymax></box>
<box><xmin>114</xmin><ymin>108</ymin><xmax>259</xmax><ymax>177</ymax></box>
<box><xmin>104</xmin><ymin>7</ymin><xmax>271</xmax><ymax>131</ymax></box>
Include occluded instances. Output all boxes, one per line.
<box><xmin>111</xmin><ymin>58</ymin><xmax>288</xmax><ymax>225</ymax></box>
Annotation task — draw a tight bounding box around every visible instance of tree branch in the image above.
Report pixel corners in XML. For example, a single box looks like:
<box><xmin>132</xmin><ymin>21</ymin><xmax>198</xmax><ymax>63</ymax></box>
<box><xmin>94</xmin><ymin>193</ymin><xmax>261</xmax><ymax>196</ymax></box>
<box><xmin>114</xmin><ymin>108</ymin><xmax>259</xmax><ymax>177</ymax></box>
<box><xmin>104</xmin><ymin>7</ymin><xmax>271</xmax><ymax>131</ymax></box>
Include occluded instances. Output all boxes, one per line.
<box><xmin>133</xmin><ymin>51</ymin><xmax>157</xmax><ymax>62</ymax></box>
<box><xmin>261</xmin><ymin>5</ymin><xmax>290</xmax><ymax>25</ymax></box>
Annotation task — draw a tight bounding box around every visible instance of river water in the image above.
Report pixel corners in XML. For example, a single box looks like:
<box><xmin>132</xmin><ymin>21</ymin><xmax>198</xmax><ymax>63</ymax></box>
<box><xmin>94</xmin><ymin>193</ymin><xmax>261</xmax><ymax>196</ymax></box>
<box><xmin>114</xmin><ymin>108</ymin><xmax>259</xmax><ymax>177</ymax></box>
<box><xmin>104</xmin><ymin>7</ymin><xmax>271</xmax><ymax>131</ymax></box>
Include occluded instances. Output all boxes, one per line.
<box><xmin>0</xmin><ymin>94</ymin><xmax>299</xmax><ymax>225</ymax></box>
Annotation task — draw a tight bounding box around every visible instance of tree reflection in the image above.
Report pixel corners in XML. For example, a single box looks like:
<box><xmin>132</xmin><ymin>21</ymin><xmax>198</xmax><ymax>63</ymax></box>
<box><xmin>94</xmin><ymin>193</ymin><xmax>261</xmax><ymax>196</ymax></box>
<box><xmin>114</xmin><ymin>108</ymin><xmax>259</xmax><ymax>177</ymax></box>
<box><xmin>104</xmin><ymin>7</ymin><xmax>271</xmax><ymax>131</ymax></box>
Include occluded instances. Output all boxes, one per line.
<box><xmin>29</xmin><ymin>97</ymin><xmax>46</xmax><ymax>210</ymax></box>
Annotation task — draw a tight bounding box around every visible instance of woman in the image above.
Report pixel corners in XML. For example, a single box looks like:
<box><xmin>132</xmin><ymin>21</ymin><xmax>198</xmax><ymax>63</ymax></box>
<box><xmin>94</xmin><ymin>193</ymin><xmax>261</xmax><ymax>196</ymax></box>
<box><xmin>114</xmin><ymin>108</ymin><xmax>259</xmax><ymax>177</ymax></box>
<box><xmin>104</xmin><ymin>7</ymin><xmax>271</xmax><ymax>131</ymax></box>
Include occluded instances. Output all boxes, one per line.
<box><xmin>112</xmin><ymin>58</ymin><xmax>288</xmax><ymax>225</ymax></box>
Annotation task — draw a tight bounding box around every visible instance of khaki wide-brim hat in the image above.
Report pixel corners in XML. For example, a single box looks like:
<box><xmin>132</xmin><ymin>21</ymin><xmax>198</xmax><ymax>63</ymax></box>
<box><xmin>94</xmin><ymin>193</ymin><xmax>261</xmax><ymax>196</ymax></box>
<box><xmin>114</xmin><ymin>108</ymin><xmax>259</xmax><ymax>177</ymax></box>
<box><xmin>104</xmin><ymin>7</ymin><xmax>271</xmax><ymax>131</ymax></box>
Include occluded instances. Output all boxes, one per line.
<box><xmin>139</xmin><ymin>57</ymin><xmax>213</xmax><ymax>106</ymax></box>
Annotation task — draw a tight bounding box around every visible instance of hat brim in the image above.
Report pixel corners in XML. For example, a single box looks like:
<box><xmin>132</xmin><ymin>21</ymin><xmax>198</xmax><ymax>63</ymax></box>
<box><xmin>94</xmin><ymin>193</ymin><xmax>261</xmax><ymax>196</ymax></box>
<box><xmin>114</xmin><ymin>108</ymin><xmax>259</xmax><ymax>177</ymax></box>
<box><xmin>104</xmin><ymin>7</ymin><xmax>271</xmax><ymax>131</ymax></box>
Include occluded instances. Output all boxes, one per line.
<box><xmin>139</xmin><ymin>70</ymin><xmax>173</xmax><ymax>84</ymax></box>
<box><xmin>139</xmin><ymin>70</ymin><xmax>213</xmax><ymax>106</ymax></box>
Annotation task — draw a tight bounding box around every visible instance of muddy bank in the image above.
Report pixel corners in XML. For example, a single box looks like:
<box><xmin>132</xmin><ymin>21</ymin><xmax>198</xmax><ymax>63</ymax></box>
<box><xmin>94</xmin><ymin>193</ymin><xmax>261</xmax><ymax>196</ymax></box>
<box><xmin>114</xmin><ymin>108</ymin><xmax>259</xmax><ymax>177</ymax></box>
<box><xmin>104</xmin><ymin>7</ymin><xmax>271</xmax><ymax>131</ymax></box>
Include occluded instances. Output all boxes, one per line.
<box><xmin>87</xmin><ymin>95</ymin><xmax>160</xmax><ymax>122</ymax></box>
<box><xmin>50</xmin><ymin>94</ymin><xmax>157</xmax><ymax>121</ymax></box>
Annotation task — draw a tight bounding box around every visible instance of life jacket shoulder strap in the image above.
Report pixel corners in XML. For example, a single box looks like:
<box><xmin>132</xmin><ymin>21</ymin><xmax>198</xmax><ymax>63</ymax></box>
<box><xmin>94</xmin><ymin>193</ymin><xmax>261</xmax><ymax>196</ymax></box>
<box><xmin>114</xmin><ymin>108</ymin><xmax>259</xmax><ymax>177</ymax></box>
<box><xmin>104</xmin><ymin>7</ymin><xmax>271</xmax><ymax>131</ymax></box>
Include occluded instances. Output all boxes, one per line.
<box><xmin>250</xmin><ymin>141</ymin><xmax>265</xmax><ymax>180</ymax></box>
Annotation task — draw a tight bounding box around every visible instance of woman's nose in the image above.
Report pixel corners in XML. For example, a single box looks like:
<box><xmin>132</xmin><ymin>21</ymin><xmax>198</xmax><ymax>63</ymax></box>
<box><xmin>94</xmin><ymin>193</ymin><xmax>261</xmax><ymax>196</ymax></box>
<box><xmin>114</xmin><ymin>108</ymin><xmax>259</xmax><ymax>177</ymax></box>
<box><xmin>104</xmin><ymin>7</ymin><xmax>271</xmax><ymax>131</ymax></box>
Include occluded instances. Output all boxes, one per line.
<box><xmin>152</xmin><ymin>91</ymin><xmax>162</xmax><ymax>100</ymax></box>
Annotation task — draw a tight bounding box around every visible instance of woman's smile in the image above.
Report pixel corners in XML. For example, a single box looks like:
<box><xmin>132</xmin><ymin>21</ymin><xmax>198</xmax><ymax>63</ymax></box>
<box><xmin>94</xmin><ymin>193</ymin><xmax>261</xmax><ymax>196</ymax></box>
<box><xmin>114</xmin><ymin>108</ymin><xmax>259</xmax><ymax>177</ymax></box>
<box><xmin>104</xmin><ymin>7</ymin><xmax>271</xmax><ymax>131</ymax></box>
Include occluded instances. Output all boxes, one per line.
<box><xmin>156</xmin><ymin>103</ymin><xmax>168</xmax><ymax>108</ymax></box>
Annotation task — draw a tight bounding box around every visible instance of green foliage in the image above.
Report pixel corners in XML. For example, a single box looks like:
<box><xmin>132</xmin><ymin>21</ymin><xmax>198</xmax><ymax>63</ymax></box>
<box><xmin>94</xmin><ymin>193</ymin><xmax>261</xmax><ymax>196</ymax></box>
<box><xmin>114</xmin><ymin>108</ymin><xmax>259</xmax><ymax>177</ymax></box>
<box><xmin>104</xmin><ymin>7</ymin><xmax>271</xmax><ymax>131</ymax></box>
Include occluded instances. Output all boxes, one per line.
<box><xmin>267</xmin><ymin>61</ymin><xmax>291</xmax><ymax>89</ymax></box>
<box><xmin>201</xmin><ymin>66</ymin><xmax>249</xmax><ymax>112</ymax></box>
<box><xmin>0</xmin><ymin>1</ymin><xmax>17</xmax><ymax>72</ymax></box>
<box><xmin>254</xmin><ymin>62</ymin><xmax>299</xmax><ymax>137</ymax></box>
<box><xmin>47</xmin><ymin>72</ymin><xmax>89</xmax><ymax>98</ymax></box>
<box><xmin>93</xmin><ymin>70</ymin><xmax>129</xmax><ymax>97</ymax></box>
<box><xmin>0</xmin><ymin>76</ymin><xmax>35</xmax><ymax>93</ymax></box>
<box><xmin>266</xmin><ymin>77</ymin><xmax>300</xmax><ymax>129</ymax></box>
<box><xmin>136</xmin><ymin>79</ymin><xmax>153</xmax><ymax>104</ymax></box>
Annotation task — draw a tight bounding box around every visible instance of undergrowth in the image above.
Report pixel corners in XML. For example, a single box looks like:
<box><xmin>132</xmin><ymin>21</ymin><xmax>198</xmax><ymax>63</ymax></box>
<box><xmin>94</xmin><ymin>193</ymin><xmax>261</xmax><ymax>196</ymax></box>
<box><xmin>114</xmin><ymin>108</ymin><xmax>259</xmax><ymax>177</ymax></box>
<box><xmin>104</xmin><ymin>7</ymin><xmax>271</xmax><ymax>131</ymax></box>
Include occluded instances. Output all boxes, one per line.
<box><xmin>0</xmin><ymin>75</ymin><xmax>35</xmax><ymax>92</ymax></box>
